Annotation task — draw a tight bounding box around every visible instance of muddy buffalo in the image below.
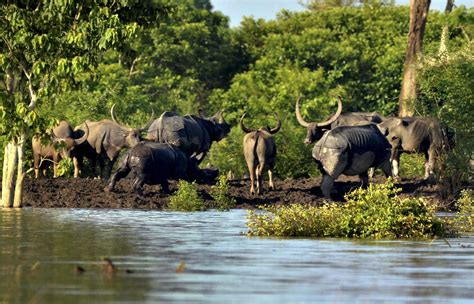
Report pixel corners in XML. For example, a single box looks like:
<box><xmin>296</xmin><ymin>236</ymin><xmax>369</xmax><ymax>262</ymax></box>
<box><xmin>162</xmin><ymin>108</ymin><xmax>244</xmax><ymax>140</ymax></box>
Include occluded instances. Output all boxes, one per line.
<box><xmin>240</xmin><ymin>112</ymin><xmax>281</xmax><ymax>195</ymax></box>
<box><xmin>296</xmin><ymin>97</ymin><xmax>391</xmax><ymax>199</ymax></box>
<box><xmin>32</xmin><ymin>121</ymin><xmax>89</xmax><ymax>178</ymax></box>
<box><xmin>146</xmin><ymin>110</ymin><xmax>230</xmax><ymax>166</ymax></box>
<box><xmin>378</xmin><ymin>117</ymin><xmax>454</xmax><ymax>182</ymax></box>
<box><xmin>105</xmin><ymin>141</ymin><xmax>191</xmax><ymax>194</ymax></box>
<box><xmin>73</xmin><ymin>105</ymin><xmax>154</xmax><ymax>178</ymax></box>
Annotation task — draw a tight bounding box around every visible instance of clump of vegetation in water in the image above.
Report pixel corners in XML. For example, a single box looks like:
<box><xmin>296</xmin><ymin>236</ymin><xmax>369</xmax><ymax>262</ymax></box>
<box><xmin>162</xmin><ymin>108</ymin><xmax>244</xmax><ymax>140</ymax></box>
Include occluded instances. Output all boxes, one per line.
<box><xmin>450</xmin><ymin>189</ymin><xmax>474</xmax><ymax>233</ymax></box>
<box><xmin>168</xmin><ymin>180</ymin><xmax>205</xmax><ymax>212</ymax></box>
<box><xmin>246</xmin><ymin>179</ymin><xmax>450</xmax><ymax>239</ymax></box>
<box><xmin>209</xmin><ymin>175</ymin><xmax>236</xmax><ymax>211</ymax></box>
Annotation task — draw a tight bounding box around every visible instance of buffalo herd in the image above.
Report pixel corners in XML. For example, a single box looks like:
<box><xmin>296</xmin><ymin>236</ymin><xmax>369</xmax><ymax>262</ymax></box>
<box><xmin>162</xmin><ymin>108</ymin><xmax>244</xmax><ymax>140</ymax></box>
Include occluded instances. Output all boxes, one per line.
<box><xmin>33</xmin><ymin>98</ymin><xmax>454</xmax><ymax>200</ymax></box>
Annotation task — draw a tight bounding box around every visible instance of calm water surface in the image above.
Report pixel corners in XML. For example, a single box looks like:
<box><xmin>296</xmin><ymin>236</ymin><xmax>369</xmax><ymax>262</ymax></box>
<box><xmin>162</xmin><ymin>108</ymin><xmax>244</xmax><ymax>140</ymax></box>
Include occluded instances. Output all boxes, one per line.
<box><xmin>0</xmin><ymin>208</ymin><xmax>473</xmax><ymax>303</ymax></box>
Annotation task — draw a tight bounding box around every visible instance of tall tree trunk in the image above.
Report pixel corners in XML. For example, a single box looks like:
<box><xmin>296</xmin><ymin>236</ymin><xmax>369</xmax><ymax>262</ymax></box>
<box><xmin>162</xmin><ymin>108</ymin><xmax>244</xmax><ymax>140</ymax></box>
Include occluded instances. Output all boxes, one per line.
<box><xmin>2</xmin><ymin>142</ymin><xmax>18</xmax><ymax>208</ymax></box>
<box><xmin>399</xmin><ymin>0</ymin><xmax>431</xmax><ymax>117</ymax></box>
<box><xmin>438</xmin><ymin>0</ymin><xmax>454</xmax><ymax>58</ymax></box>
<box><xmin>1</xmin><ymin>137</ymin><xmax>26</xmax><ymax>208</ymax></box>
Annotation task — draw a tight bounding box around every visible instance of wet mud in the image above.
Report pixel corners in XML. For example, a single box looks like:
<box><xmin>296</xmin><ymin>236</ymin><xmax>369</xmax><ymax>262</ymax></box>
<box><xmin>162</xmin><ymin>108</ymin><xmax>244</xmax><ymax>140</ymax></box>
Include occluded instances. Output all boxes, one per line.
<box><xmin>14</xmin><ymin>175</ymin><xmax>454</xmax><ymax>210</ymax></box>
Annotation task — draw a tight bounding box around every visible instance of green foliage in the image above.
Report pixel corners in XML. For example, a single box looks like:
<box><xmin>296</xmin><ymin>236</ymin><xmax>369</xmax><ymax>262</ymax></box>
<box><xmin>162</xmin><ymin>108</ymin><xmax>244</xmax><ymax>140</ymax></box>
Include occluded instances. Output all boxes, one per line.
<box><xmin>247</xmin><ymin>179</ymin><xmax>448</xmax><ymax>239</ymax></box>
<box><xmin>399</xmin><ymin>154</ymin><xmax>425</xmax><ymax>179</ymax></box>
<box><xmin>209</xmin><ymin>175</ymin><xmax>236</xmax><ymax>211</ymax></box>
<box><xmin>56</xmin><ymin>157</ymin><xmax>74</xmax><ymax>178</ymax></box>
<box><xmin>450</xmin><ymin>189</ymin><xmax>474</xmax><ymax>233</ymax></box>
<box><xmin>168</xmin><ymin>180</ymin><xmax>206</xmax><ymax>212</ymax></box>
<box><xmin>417</xmin><ymin>48</ymin><xmax>474</xmax><ymax>190</ymax></box>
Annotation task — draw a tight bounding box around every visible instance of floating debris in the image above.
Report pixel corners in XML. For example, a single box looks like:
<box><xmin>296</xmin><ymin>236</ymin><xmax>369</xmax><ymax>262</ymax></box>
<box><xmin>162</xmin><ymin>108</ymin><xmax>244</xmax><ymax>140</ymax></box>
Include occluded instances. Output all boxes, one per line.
<box><xmin>75</xmin><ymin>265</ymin><xmax>86</xmax><ymax>274</ymax></box>
<box><xmin>175</xmin><ymin>261</ymin><xmax>186</xmax><ymax>273</ymax></box>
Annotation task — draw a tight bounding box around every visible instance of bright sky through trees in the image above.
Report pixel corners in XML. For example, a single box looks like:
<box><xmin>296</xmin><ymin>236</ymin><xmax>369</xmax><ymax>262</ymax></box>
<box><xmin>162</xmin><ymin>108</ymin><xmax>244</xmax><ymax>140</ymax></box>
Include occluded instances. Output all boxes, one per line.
<box><xmin>212</xmin><ymin>0</ymin><xmax>474</xmax><ymax>27</ymax></box>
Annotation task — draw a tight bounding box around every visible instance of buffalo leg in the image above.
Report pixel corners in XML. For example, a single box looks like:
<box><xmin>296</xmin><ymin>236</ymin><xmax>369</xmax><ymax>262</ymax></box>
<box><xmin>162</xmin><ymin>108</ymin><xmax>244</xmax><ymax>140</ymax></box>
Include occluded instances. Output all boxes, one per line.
<box><xmin>391</xmin><ymin>151</ymin><xmax>401</xmax><ymax>181</ymax></box>
<box><xmin>268</xmin><ymin>169</ymin><xmax>275</xmax><ymax>190</ymax></box>
<box><xmin>105</xmin><ymin>166</ymin><xmax>131</xmax><ymax>192</ymax></box>
<box><xmin>256</xmin><ymin>162</ymin><xmax>266</xmax><ymax>195</ymax></box>
<box><xmin>106</xmin><ymin>158</ymin><xmax>117</xmax><ymax>179</ymax></box>
<box><xmin>131</xmin><ymin>177</ymin><xmax>144</xmax><ymax>194</ymax></box>
<box><xmin>33</xmin><ymin>154</ymin><xmax>40</xmax><ymax>179</ymax></box>
<box><xmin>380</xmin><ymin>159</ymin><xmax>392</xmax><ymax>179</ymax></box>
<box><xmin>73</xmin><ymin>156</ymin><xmax>83</xmax><ymax>178</ymax></box>
<box><xmin>160</xmin><ymin>180</ymin><xmax>170</xmax><ymax>194</ymax></box>
<box><xmin>245</xmin><ymin>157</ymin><xmax>256</xmax><ymax>195</ymax></box>
<box><xmin>359</xmin><ymin>172</ymin><xmax>369</xmax><ymax>188</ymax></box>
<box><xmin>425</xmin><ymin>150</ymin><xmax>436</xmax><ymax>183</ymax></box>
<box><xmin>321</xmin><ymin>174</ymin><xmax>335</xmax><ymax>200</ymax></box>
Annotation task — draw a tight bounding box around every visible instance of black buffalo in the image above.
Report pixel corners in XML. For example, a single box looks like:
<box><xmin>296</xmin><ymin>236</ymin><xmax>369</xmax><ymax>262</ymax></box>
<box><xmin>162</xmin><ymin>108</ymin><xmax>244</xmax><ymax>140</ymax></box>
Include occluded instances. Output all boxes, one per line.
<box><xmin>312</xmin><ymin>124</ymin><xmax>392</xmax><ymax>199</ymax></box>
<box><xmin>146</xmin><ymin>110</ymin><xmax>230</xmax><ymax>166</ymax></box>
<box><xmin>105</xmin><ymin>141</ymin><xmax>216</xmax><ymax>194</ymax></box>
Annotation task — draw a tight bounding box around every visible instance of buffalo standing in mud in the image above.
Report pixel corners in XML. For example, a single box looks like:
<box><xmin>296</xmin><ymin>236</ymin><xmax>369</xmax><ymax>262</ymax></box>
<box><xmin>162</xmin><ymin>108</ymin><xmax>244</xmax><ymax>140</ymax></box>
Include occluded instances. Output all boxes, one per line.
<box><xmin>240</xmin><ymin>113</ymin><xmax>281</xmax><ymax>195</ymax></box>
<box><xmin>32</xmin><ymin>121</ymin><xmax>89</xmax><ymax>178</ymax></box>
<box><xmin>146</xmin><ymin>110</ymin><xmax>231</xmax><ymax>168</ymax></box>
<box><xmin>105</xmin><ymin>142</ymin><xmax>192</xmax><ymax>194</ymax></box>
<box><xmin>73</xmin><ymin>105</ymin><xmax>154</xmax><ymax>178</ymax></box>
<box><xmin>378</xmin><ymin>117</ymin><xmax>454</xmax><ymax>182</ymax></box>
<box><xmin>296</xmin><ymin>97</ymin><xmax>391</xmax><ymax>199</ymax></box>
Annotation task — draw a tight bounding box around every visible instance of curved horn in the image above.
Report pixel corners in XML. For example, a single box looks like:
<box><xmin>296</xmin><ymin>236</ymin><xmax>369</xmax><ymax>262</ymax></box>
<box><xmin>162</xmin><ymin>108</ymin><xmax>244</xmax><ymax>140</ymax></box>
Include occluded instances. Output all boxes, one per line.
<box><xmin>269</xmin><ymin>114</ymin><xmax>281</xmax><ymax>134</ymax></box>
<box><xmin>74</xmin><ymin>121</ymin><xmax>89</xmax><ymax>145</ymax></box>
<box><xmin>239</xmin><ymin>112</ymin><xmax>253</xmax><ymax>133</ymax></box>
<box><xmin>316</xmin><ymin>96</ymin><xmax>343</xmax><ymax>127</ymax></box>
<box><xmin>295</xmin><ymin>96</ymin><xmax>310</xmax><ymax>128</ymax></box>
<box><xmin>110</xmin><ymin>103</ymin><xmax>119</xmax><ymax>125</ymax></box>
<box><xmin>139</xmin><ymin>108</ymin><xmax>155</xmax><ymax>132</ymax></box>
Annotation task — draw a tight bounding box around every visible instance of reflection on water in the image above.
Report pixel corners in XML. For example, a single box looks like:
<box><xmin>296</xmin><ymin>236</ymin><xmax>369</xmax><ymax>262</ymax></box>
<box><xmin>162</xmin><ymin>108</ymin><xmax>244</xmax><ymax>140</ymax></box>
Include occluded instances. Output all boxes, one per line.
<box><xmin>0</xmin><ymin>208</ymin><xmax>472</xmax><ymax>303</ymax></box>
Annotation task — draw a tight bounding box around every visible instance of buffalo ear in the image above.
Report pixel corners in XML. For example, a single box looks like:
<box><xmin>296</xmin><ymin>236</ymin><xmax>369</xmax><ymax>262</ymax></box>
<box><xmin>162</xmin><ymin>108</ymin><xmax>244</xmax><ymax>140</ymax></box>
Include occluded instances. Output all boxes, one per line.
<box><xmin>377</xmin><ymin>125</ymin><xmax>389</xmax><ymax>136</ymax></box>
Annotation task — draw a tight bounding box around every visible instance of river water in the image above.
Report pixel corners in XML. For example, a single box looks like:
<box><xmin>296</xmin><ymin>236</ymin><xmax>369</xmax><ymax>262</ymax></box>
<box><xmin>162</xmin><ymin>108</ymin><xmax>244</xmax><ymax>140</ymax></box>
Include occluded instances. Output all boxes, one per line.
<box><xmin>0</xmin><ymin>208</ymin><xmax>472</xmax><ymax>303</ymax></box>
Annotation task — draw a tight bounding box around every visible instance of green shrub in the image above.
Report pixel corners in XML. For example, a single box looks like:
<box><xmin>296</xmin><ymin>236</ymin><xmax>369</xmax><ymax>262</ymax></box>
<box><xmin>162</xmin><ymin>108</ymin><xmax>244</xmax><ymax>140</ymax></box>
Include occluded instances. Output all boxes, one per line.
<box><xmin>450</xmin><ymin>189</ymin><xmax>474</xmax><ymax>233</ymax></box>
<box><xmin>168</xmin><ymin>180</ymin><xmax>206</xmax><ymax>212</ymax></box>
<box><xmin>247</xmin><ymin>179</ymin><xmax>449</xmax><ymax>239</ymax></box>
<box><xmin>399</xmin><ymin>154</ymin><xmax>425</xmax><ymax>179</ymax></box>
<box><xmin>209</xmin><ymin>175</ymin><xmax>236</xmax><ymax>211</ymax></box>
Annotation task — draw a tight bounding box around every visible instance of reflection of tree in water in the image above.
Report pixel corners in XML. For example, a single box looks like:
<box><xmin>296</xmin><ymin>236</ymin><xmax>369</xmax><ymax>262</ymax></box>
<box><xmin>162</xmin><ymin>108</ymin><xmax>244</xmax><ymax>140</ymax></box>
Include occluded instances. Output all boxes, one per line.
<box><xmin>0</xmin><ymin>209</ymin><xmax>151</xmax><ymax>303</ymax></box>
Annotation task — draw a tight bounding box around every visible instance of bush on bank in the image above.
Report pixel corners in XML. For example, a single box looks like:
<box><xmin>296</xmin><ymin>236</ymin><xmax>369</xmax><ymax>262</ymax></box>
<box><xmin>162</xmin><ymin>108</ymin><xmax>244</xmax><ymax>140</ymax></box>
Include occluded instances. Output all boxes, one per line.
<box><xmin>246</xmin><ymin>180</ymin><xmax>470</xmax><ymax>239</ymax></box>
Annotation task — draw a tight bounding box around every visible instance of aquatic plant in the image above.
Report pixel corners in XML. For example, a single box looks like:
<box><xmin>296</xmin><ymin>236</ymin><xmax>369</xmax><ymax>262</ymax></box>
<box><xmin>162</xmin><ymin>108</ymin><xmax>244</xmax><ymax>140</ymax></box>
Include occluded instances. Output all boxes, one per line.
<box><xmin>450</xmin><ymin>189</ymin><xmax>474</xmax><ymax>233</ymax></box>
<box><xmin>209</xmin><ymin>175</ymin><xmax>236</xmax><ymax>211</ymax></box>
<box><xmin>246</xmin><ymin>179</ymin><xmax>450</xmax><ymax>239</ymax></box>
<box><xmin>168</xmin><ymin>180</ymin><xmax>205</xmax><ymax>212</ymax></box>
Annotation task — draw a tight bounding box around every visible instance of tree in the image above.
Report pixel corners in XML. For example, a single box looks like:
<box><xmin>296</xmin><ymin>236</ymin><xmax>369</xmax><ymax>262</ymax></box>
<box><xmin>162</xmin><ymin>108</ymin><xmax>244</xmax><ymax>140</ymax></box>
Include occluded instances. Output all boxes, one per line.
<box><xmin>0</xmin><ymin>1</ymin><xmax>159</xmax><ymax>207</ymax></box>
<box><xmin>398</xmin><ymin>0</ymin><xmax>431</xmax><ymax>116</ymax></box>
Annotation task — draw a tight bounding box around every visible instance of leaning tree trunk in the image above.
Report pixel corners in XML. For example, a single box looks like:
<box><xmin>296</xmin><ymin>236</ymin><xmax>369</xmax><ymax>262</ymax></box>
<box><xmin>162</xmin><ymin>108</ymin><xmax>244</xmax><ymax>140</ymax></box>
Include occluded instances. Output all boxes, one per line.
<box><xmin>399</xmin><ymin>0</ymin><xmax>431</xmax><ymax>117</ymax></box>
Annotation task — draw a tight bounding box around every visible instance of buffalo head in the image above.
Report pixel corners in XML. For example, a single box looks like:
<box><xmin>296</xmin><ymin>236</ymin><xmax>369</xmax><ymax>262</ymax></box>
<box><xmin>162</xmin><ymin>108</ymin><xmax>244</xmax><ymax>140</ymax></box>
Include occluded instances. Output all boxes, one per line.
<box><xmin>52</xmin><ymin>121</ymin><xmax>89</xmax><ymax>158</ymax></box>
<box><xmin>240</xmin><ymin>112</ymin><xmax>281</xmax><ymax>134</ymax></box>
<box><xmin>199</xmin><ymin>110</ymin><xmax>230</xmax><ymax>142</ymax></box>
<box><xmin>295</xmin><ymin>96</ymin><xmax>342</xmax><ymax>145</ymax></box>
<box><xmin>110</xmin><ymin>104</ymin><xmax>155</xmax><ymax>147</ymax></box>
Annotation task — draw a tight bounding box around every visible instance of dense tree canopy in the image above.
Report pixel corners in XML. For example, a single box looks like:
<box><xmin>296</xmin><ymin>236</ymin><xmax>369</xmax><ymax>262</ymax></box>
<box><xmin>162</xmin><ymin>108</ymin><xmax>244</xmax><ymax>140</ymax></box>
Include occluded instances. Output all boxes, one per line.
<box><xmin>1</xmin><ymin>2</ymin><xmax>473</xmax><ymax>187</ymax></box>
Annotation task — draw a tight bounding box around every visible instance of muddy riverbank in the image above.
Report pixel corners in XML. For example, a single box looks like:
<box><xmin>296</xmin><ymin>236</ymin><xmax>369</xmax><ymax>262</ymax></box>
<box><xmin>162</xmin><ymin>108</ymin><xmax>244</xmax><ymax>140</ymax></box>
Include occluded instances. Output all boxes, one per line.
<box><xmin>14</xmin><ymin>175</ymin><xmax>455</xmax><ymax>210</ymax></box>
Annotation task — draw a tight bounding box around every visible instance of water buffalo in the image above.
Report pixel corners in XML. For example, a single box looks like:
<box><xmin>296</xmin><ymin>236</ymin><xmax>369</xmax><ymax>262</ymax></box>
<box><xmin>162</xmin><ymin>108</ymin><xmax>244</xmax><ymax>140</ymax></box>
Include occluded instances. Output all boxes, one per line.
<box><xmin>146</xmin><ymin>110</ymin><xmax>231</xmax><ymax>166</ymax></box>
<box><xmin>105</xmin><ymin>141</ymin><xmax>191</xmax><ymax>194</ymax></box>
<box><xmin>313</xmin><ymin>124</ymin><xmax>392</xmax><ymax>199</ymax></box>
<box><xmin>240</xmin><ymin>112</ymin><xmax>281</xmax><ymax>195</ymax></box>
<box><xmin>32</xmin><ymin>121</ymin><xmax>89</xmax><ymax>178</ymax></box>
<box><xmin>295</xmin><ymin>97</ymin><xmax>391</xmax><ymax>199</ymax></box>
<box><xmin>378</xmin><ymin>117</ymin><xmax>454</xmax><ymax>182</ymax></box>
<box><xmin>73</xmin><ymin>105</ymin><xmax>154</xmax><ymax>178</ymax></box>
<box><xmin>295</xmin><ymin>96</ymin><xmax>385</xmax><ymax>145</ymax></box>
